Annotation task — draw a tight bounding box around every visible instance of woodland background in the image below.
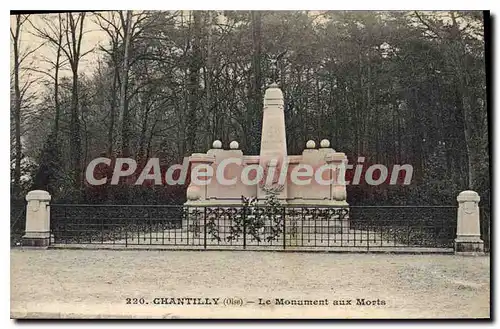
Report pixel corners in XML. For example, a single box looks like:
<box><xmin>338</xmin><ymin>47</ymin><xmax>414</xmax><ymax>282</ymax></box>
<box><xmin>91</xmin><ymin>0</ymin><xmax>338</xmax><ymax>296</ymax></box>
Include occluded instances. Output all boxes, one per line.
<box><xmin>10</xmin><ymin>11</ymin><xmax>489</xmax><ymax>206</ymax></box>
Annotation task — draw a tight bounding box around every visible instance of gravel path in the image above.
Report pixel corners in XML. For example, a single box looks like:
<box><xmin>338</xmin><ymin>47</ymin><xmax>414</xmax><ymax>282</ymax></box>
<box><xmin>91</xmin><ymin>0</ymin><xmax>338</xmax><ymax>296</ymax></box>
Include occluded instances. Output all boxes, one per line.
<box><xmin>10</xmin><ymin>249</ymin><xmax>490</xmax><ymax>319</ymax></box>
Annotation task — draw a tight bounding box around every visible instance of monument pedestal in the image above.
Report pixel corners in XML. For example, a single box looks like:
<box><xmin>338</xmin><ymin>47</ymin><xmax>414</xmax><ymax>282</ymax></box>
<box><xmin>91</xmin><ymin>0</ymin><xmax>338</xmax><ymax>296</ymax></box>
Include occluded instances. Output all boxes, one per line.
<box><xmin>22</xmin><ymin>190</ymin><xmax>51</xmax><ymax>247</ymax></box>
<box><xmin>454</xmin><ymin>190</ymin><xmax>484</xmax><ymax>255</ymax></box>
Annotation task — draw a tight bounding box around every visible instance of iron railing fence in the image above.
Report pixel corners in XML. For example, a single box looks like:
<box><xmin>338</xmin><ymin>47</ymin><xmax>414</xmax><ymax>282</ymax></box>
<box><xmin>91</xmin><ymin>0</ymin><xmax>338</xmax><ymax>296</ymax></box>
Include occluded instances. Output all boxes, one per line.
<box><xmin>349</xmin><ymin>206</ymin><xmax>457</xmax><ymax>249</ymax></box>
<box><xmin>49</xmin><ymin>204</ymin><xmax>464</xmax><ymax>251</ymax></box>
<box><xmin>480</xmin><ymin>207</ymin><xmax>490</xmax><ymax>253</ymax></box>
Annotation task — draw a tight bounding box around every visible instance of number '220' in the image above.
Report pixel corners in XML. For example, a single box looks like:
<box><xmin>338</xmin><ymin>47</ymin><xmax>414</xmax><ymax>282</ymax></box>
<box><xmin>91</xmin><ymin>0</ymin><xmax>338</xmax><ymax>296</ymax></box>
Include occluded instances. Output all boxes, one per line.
<box><xmin>125</xmin><ymin>298</ymin><xmax>146</xmax><ymax>304</ymax></box>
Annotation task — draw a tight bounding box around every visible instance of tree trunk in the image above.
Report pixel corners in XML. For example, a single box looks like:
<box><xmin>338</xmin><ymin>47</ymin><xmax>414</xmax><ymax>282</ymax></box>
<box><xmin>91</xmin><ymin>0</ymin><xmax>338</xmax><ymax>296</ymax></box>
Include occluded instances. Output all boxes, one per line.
<box><xmin>108</xmin><ymin>65</ymin><xmax>119</xmax><ymax>156</ymax></box>
<box><xmin>53</xmin><ymin>13</ymin><xmax>63</xmax><ymax>139</ymax></box>
<box><xmin>204</xmin><ymin>11</ymin><xmax>213</xmax><ymax>150</ymax></box>
<box><xmin>186</xmin><ymin>10</ymin><xmax>202</xmax><ymax>155</ymax></box>
<box><xmin>70</xmin><ymin>65</ymin><xmax>82</xmax><ymax>189</ymax></box>
<box><xmin>120</xmin><ymin>10</ymin><xmax>133</xmax><ymax>157</ymax></box>
<box><xmin>12</xmin><ymin>15</ymin><xmax>22</xmax><ymax>198</ymax></box>
<box><xmin>249</xmin><ymin>10</ymin><xmax>262</xmax><ymax>154</ymax></box>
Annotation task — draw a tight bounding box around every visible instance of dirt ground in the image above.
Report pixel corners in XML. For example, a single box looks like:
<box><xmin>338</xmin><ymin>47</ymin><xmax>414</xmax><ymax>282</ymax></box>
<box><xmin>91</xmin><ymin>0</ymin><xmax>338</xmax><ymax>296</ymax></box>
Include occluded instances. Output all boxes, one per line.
<box><xmin>10</xmin><ymin>248</ymin><xmax>490</xmax><ymax>319</ymax></box>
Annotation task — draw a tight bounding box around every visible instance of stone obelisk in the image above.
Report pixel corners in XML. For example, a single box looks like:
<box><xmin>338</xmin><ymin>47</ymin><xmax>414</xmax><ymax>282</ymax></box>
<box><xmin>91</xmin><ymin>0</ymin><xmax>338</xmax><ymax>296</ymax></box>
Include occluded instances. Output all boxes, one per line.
<box><xmin>258</xmin><ymin>83</ymin><xmax>288</xmax><ymax>202</ymax></box>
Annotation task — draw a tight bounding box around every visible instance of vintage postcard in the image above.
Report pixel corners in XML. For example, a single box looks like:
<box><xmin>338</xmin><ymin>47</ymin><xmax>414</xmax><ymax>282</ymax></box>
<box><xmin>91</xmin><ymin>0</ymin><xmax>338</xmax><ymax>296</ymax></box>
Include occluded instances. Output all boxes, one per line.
<box><xmin>10</xmin><ymin>9</ymin><xmax>490</xmax><ymax>319</ymax></box>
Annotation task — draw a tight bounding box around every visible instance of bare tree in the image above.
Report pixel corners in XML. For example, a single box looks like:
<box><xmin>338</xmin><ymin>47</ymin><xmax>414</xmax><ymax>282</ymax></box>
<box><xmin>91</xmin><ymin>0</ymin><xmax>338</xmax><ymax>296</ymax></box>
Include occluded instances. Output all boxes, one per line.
<box><xmin>62</xmin><ymin>12</ymin><xmax>92</xmax><ymax>190</ymax></box>
<box><xmin>94</xmin><ymin>12</ymin><xmax>123</xmax><ymax>156</ymax></box>
<box><xmin>204</xmin><ymin>11</ymin><xmax>213</xmax><ymax>150</ymax></box>
<box><xmin>27</xmin><ymin>13</ymin><xmax>67</xmax><ymax>139</ymax></box>
<box><xmin>94</xmin><ymin>10</ymin><xmax>155</xmax><ymax>157</ymax></box>
<box><xmin>26</xmin><ymin>13</ymin><xmax>92</xmax><ymax>191</ymax></box>
<box><xmin>119</xmin><ymin>10</ymin><xmax>133</xmax><ymax>157</ymax></box>
<box><xmin>10</xmin><ymin>14</ymin><xmax>43</xmax><ymax>197</ymax></box>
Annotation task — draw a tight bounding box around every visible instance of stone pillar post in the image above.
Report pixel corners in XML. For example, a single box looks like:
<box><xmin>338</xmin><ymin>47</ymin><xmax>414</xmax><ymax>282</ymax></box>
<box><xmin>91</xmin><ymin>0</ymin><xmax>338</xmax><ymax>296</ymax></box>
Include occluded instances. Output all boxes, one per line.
<box><xmin>455</xmin><ymin>190</ymin><xmax>484</xmax><ymax>254</ymax></box>
<box><xmin>22</xmin><ymin>190</ymin><xmax>51</xmax><ymax>247</ymax></box>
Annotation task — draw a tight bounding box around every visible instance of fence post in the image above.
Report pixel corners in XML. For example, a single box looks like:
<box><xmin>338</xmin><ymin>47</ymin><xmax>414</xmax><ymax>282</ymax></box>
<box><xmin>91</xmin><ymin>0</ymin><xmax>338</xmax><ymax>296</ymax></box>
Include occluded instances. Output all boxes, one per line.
<box><xmin>242</xmin><ymin>206</ymin><xmax>246</xmax><ymax>250</ymax></box>
<box><xmin>282</xmin><ymin>207</ymin><xmax>286</xmax><ymax>250</ymax></box>
<box><xmin>203</xmin><ymin>207</ymin><xmax>207</xmax><ymax>249</ymax></box>
<box><xmin>22</xmin><ymin>190</ymin><xmax>51</xmax><ymax>247</ymax></box>
<box><xmin>455</xmin><ymin>190</ymin><xmax>484</xmax><ymax>255</ymax></box>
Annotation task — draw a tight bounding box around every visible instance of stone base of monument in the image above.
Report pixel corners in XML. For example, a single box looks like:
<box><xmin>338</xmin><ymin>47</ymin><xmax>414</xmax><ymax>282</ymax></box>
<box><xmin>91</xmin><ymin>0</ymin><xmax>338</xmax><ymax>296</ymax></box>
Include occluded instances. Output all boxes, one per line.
<box><xmin>100</xmin><ymin>227</ymin><xmax>404</xmax><ymax>249</ymax></box>
<box><xmin>22</xmin><ymin>237</ymin><xmax>50</xmax><ymax>247</ymax></box>
<box><xmin>454</xmin><ymin>238</ymin><xmax>484</xmax><ymax>255</ymax></box>
<box><xmin>22</xmin><ymin>232</ymin><xmax>51</xmax><ymax>247</ymax></box>
<box><xmin>181</xmin><ymin>206</ymin><xmax>350</xmax><ymax>235</ymax></box>
<box><xmin>98</xmin><ymin>205</ymin><xmax>410</xmax><ymax>249</ymax></box>
<box><xmin>295</xmin><ymin>216</ymin><xmax>350</xmax><ymax>234</ymax></box>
